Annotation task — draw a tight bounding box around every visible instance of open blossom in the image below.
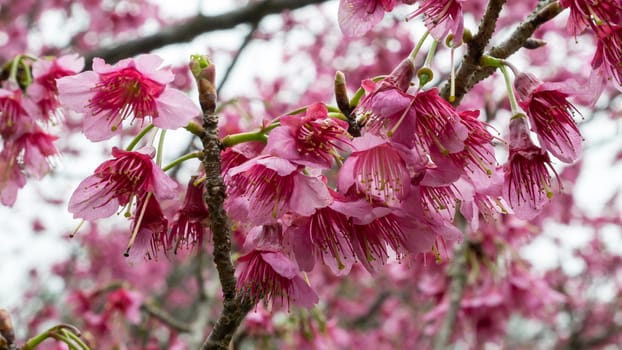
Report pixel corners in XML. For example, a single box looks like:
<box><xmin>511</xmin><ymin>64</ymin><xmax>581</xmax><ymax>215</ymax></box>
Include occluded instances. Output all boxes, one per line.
<box><xmin>68</xmin><ymin>146</ymin><xmax>177</xmax><ymax>221</ymax></box>
<box><xmin>591</xmin><ymin>24</ymin><xmax>622</xmax><ymax>92</ymax></box>
<box><xmin>264</xmin><ymin>103</ymin><xmax>351</xmax><ymax>169</ymax></box>
<box><xmin>236</xmin><ymin>250</ymin><xmax>318</xmax><ymax>308</ymax></box>
<box><xmin>57</xmin><ymin>54</ymin><xmax>200</xmax><ymax>141</ymax></box>
<box><xmin>409</xmin><ymin>0</ymin><xmax>465</xmax><ymax>43</ymax></box>
<box><xmin>27</xmin><ymin>54</ymin><xmax>84</xmax><ymax>121</ymax></box>
<box><xmin>503</xmin><ymin>117</ymin><xmax>559</xmax><ymax>220</ymax></box>
<box><xmin>514</xmin><ymin>73</ymin><xmax>582</xmax><ymax>163</ymax></box>
<box><xmin>225</xmin><ymin>155</ymin><xmax>332</xmax><ymax>225</ymax></box>
<box><xmin>338</xmin><ymin>0</ymin><xmax>396</xmax><ymax>37</ymax></box>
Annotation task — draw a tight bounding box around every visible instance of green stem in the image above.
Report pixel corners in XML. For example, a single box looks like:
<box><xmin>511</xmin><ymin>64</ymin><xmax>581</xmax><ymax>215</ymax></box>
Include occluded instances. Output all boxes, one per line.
<box><xmin>185</xmin><ymin>121</ymin><xmax>204</xmax><ymax>137</ymax></box>
<box><xmin>126</xmin><ymin>124</ymin><xmax>155</xmax><ymax>151</ymax></box>
<box><xmin>162</xmin><ymin>151</ymin><xmax>202</xmax><ymax>172</ymax></box>
<box><xmin>500</xmin><ymin>65</ymin><xmax>520</xmax><ymax>115</ymax></box>
<box><xmin>8</xmin><ymin>55</ymin><xmax>22</xmax><ymax>83</ymax></box>
<box><xmin>327</xmin><ymin>112</ymin><xmax>348</xmax><ymax>121</ymax></box>
<box><xmin>61</xmin><ymin>329</ymin><xmax>90</xmax><ymax>350</ymax></box>
<box><xmin>221</xmin><ymin>130</ymin><xmax>268</xmax><ymax>148</ymax></box>
<box><xmin>156</xmin><ymin>129</ymin><xmax>166</xmax><ymax>166</ymax></box>
<box><xmin>423</xmin><ymin>40</ymin><xmax>439</xmax><ymax>68</ymax></box>
<box><xmin>326</xmin><ymin>105</ymin><xmax>341</xmax><ymax>113</ymax></box>
<box><xmin>409</xmin><ymin>31</ymin><xmax>430</xmax><ymax>61</ymax></box>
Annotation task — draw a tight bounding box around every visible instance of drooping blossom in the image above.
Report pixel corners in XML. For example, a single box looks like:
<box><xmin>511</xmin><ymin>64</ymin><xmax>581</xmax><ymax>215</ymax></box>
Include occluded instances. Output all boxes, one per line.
<box><xmin>225</xmin><ymin>155</ymin><xmax>332</xmax><ymax>225</ymax></box>
<box><xmin>337</xmin><ymin>133</ymin><xmax>417</xmax><ymax>204</ymax></box>
<box><xmin>11</xmin><ymin>127</ymin><xmax>59</xmax><ymax>179</ymax></box>
<box><xmin>560</xmin><ymin>0</ymin><xmax>622</xmax><ymax>36</ymax></box>
<box><xmin>169</xmin><ymin>176</ymin><xmax>210</xmax><ymax>254</ymax></box>
<box><xmin>68</xmin><ymin>146</ymin><xmax>178</xmax><ymax>221</ymax></box>
<box><xmin>264</xmin><ymin>102</ymin><xmax>351</xmax><ymax>169</ymax></box>
<box><xmin>514</xmin><ymin>72</ymin><xmax>583</xmax><ymax>163</ymax></box>
<box><xmin>0</xmin><ymin>148</ymin><xmax>26</xmax><ymax>206</ymax></box>
<box><xmin>57</xmin><ymin>54</ymin><xmax>200</xmax><ymax>141</ymax></box>
<box><xmin>338</xmin><ymin>0</ymin><xmax>396</xmax><ymax>37</ymax></box>
<box><xmin>411</xmin><ymin>88</ymin><xmax>468</xmax><ymax>160</ymax></box>
<box><xmin>221</xmin><ymin>141</ymin><xmax>265</xmax><ymax>176</ymax></box>
<box><xmin>503</xmin><ymin>117</ymin><xmax>559</xmax><ymax>220</ymax></box>
<box><xmin>348</xmin><ymin>209</ymin><xmax>438</xmax><ymax>272</ymax></box>
<box><xmin>27</xmin><ymin>54</ymin><xmax>84</xmax><ymax>121</ymax></box>
<box><xmin>591</xmin><ymin>24</ymin><xmax>622</xmax><ymax>92</ymax></box>
<box><xmin>430</xmin><ymin>110</ymin><xmax>497</xmax><ymax>186</ymax></box>
<box><xmin>0</xmin><ymin>86</ymin><xmax>33</xmax><ymax>140</ymax></box>
<box><xmin>287</xmin><ymin>191</ymin><xmax>372</xmax><ymax>275</ymax></box>
<box><xmin>127</xmin><ymin>192</ymin><xmax>169</xmax><ymax>259</ymax></box>
<box><xmin>409</xmin><ymin>0</ymin><xmax>465</xmax><ymax>43</ymax></box>
<box><xmin>236</xmin><ymin>226</ymin><xmax>318</xmax><ymax>310</ymax></box>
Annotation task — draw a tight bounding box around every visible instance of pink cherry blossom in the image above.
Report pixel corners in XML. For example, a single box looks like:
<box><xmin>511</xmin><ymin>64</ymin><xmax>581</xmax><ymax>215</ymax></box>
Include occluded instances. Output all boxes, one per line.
<box><xmin>27</xmin><ymin>54</ymin><xmax>84</xmax><ymax>121</ymax></box>
<box><xmin>430</xmin><ymin>110</ymin><xmax>497</xmax><ymax>187</ymax></box>
<box><xmin>57</xmin><ymin>54</ymin><xmax>200</xmax><ymax>141</ymax></box>
<box><xmin>68</xmin><ymin>146</ymin><xmax>177</xmax><ymax>221</ymax></box>
<box><xmin>127</xmin><ymin>192</ymin><xmax>169</xmax><ymax>259</ymax></box>
<box><xmin>514</xmin><ymin>72</ymin><xmax>583</xmax><ymax>163</ymax></box>
<box><xmin>338</xmin><ymin>0</ymin><xmax>396</xmax><ymax>37</ymax></box>
<box><xmin>591</xmin><ymin>24</ymin><xmax>622</xmax><ymax>92</ymax></box>
<box><xmin>0</xmin><ymin>86</ymin><xmax>34</xmax><ymax>140</ymax></box>
<box><xmin>0</xmin><ymin>148</ymin><xmax>26</xmax><ymax>206</ymax></box>
<box><xmin>337</xmin><ymin>133</ymin><xmax>417</xmax><ymax>204</ymax></box>
<box><xmin>169</xmin><ymin>176</ymin><xmax>210</xmax><ymax>254</ymax></box>
<box><xmin>503</xmin><ymin>117</ymin><xmax>559</xmax><ymax>220</ymax></box>
<box><xmin>409</xmin><ymin>0</ymin><xmax>465</xmax><ymax>43</ymax></box>
<box><xmin>264</xmin><ymin>103</ymin><xmax>350</xmax><ymax>169</ymax></box>
<box><xmin>560</xmin><ymin>0</ymin><xmax>622</xmax><ymax>35</ymax></box>
<box><xmin>225</xmin><ymin>155</ymin><xmax>332</xmax><ymax>225</ymax></box>
<box><xmin>287</xmin><ymin>191</ymin><xmax>364</xmax><ymax>275</ymax></box>
<box><xmin>236</xmin><ymin>250</ymin><xmax>319</xmax><ymax>308</ymax></box>
<box><xmin>12</xmin><ymin>127</ymin><xmax>59</xmax><ymax>179</ymax></box>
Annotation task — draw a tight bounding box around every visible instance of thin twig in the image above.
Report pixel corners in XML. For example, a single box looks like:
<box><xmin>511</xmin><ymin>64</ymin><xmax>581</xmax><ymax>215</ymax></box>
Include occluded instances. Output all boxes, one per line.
<box><xmin>217</xmin><ymin>21</ymin><xmax>259</xmax><ymax>96</ymax></box>
<box><xmin>441</xmin><ymin>0</ymin><xmax>562</xmax><ymax>104</ymax></box>
<box><xmin>83</xmin><ymin>0</ymin><xmax>330</xmax><ymax>67</ymax></box>
<box><xmin>141</xmin><ymin>302</ymin><xmax>193</xmax><ymax>333</ymax></box>
<box><xmin>440</xmin><ymin>0</ymin><xmax>507</xmax><ymax>103</ymax></box>
<box><xmin>432</xmin><ymin>242</ymin><xmax>469</xmax><ymax>350</ymax></box>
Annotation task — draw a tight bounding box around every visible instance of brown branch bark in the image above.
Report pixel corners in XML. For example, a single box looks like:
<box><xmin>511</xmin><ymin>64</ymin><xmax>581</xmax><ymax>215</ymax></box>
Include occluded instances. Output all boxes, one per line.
<box><xmin>441</xmin><ymin>0</ymin><xmax>507</xmax><ymax>103</ymax></box>
<box><xmin>432</xmin><ymin>242</ymin><xmax>469</xmax><ymax>350</ymax></box>
<box><xmin>141</xmin><ymin>302</ymin><xmax>193</xmax><ymax>333</ymax></box>
<box><xmin>83</xmin><ymin>0</ymin><xmax>330</xmax><ymax>67</ymax></box>
<box><xmin>194</xmin><ymin>61</ymin><xmax>253</xmax><ymax>350</ymax></box>
<box><xmin>441</xmin><ymin>0</ymin><xmax>563</xmax><ymax>104</ymax></box>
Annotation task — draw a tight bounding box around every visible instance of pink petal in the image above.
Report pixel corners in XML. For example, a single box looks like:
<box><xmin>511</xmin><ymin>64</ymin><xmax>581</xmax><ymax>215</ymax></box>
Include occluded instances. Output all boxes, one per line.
<box><xmin>154</xmin><ymin>88</ymin><xmax>200</xmax><ymax>129</ymax></box>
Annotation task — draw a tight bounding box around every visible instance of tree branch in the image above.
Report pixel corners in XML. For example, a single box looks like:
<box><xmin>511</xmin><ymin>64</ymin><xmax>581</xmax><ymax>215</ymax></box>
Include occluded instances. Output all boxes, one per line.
<box><xmin>194</xmin><ymin>60</ymin><xmax>253</xmax><ymax>350</ymax></box>
<box><xmin>432</xmin><ymin>242</ymin><xmax>469</xmax><ymax>350</ymax></box>
<box><xmin>441</xmin><ymin>0</ymin><xmax>507</xmax><ymax>102</ymax></box>
<box><xmin>83</xmin><ymin>0</ymin><xmax>330</xmax><ymax>67</ymax></box>
<box><xmin>141</xmin><ymin>302</ymin><xmax>193</xmax><ymax>333</ymax></box>
<box><xmin>441</xmin><ymin>0</ymin><xmax>562</xmax><ymax>104</ymax></box>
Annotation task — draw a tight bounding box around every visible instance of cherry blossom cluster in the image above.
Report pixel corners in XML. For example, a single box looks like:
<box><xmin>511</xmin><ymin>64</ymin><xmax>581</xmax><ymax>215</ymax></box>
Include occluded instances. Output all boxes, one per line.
<box><xmin>5</xmin><ymin>0</ymin><xmax>622</xmax><ymax>348</ymax></box>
